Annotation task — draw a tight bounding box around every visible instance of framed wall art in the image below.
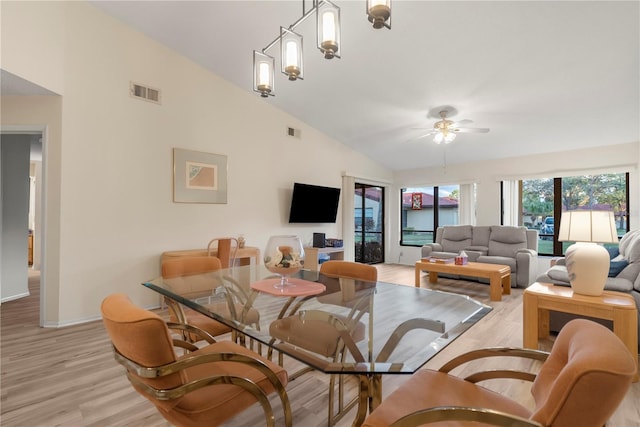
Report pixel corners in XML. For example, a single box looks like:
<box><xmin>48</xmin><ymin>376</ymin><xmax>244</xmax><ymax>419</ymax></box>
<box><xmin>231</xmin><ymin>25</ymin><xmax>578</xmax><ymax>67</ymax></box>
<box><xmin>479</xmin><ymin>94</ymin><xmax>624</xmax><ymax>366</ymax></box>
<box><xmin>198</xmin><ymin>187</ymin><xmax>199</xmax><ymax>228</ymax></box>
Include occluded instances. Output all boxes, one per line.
<box><xmin>411</xmin><ymin>193</ymin><xmax>422</xmax><ymax>210</ymax></box>
<box><xmin>173</xmin><ymin>148</ymin><xmax>228</xmax><ymax>204</ymax></box>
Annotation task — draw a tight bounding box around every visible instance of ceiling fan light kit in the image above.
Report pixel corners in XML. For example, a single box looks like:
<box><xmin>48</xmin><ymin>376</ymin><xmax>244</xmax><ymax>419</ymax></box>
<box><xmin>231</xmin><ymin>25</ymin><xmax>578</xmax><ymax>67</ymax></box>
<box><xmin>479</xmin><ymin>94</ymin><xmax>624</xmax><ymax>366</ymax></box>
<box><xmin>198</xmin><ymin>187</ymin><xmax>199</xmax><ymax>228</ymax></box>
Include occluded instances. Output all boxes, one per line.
<box><xmin>411</xmin><ymin>109</ymin><xmax>490</xmax><ymax>144</ymax></box>
<box><xmin>434</xmin><ymin>130</ymin><xmax>456</xmax><ymax>144</ymax></box>
<box><xmin>253</xmin><ymin>0</ymin><xmax>391</xmax><ymax>98</ymax></box>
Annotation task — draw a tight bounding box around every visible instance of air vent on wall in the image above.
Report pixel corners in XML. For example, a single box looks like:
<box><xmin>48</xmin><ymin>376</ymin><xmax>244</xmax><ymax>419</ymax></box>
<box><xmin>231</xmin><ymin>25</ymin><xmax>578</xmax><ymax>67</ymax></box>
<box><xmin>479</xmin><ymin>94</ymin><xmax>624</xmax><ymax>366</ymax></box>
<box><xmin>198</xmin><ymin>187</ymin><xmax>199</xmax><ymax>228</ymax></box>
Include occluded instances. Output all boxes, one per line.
<box><xmin>287</xmin><ymin>127</ymin><xmax>301</xmax><ymax>138</ymax></box>
<box><xmin>130</xmin><ymin>81</ymin><xmax>161</xmax><ymax>104</ymax></box>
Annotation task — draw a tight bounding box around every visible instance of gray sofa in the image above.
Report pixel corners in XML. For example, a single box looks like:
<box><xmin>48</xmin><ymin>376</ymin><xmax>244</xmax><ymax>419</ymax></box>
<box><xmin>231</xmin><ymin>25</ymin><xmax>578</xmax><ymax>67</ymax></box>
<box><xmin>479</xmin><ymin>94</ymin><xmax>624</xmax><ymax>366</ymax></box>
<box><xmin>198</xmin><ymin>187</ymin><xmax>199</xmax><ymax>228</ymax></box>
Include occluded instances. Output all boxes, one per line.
<box><xmin>536</xmin><ymin>229</ymin><xmax>640</xmax><ymax>343</ymax></box>
<box><xmin>421</xmin><ymin>225</ymin><xmax>539</xmax><ymax>288</ymax></box>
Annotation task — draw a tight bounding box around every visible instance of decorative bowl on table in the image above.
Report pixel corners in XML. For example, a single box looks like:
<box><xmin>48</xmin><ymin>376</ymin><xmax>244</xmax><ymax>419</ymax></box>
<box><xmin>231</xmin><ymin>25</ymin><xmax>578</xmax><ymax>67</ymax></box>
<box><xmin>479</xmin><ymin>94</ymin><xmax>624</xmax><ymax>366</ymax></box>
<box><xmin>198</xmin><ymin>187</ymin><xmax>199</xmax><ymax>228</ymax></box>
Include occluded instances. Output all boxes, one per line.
<box><xmin>264</xmin><ymin>235</ymin><xmax>305</xmax><ymax>289</ymax></box>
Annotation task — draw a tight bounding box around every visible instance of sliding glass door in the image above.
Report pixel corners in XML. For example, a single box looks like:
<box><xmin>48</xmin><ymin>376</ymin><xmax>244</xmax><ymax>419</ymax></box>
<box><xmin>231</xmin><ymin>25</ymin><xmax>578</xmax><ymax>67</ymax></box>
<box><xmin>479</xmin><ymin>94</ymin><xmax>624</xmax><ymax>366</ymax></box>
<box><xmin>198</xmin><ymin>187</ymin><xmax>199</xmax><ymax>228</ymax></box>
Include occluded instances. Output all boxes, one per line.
<box><xmin>354</xmin><ymin>183</ymin><xmax>384</xmax><ymax>264</ymax></box>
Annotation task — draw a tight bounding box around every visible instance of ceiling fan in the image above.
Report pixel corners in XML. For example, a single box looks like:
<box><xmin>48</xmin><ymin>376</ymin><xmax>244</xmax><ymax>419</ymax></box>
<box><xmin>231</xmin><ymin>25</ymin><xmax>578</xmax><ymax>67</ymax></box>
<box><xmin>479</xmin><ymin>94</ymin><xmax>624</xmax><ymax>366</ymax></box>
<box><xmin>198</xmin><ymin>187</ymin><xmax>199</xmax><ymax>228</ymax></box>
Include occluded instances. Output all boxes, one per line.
<box><xmin>411</xmin><ymin>109</ymin><xmax>490</xmax><ymax>144</ymax></box>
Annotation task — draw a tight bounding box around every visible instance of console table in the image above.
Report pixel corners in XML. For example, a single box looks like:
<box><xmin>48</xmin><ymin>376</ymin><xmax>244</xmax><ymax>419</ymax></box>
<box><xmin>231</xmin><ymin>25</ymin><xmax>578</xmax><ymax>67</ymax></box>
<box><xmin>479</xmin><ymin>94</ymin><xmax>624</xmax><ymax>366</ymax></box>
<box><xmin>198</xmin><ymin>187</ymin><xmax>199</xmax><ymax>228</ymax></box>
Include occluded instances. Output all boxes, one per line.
<box><xmin>523</xmin><ymin>282</ymin><xmax>638</xmax><ymax>381</ymax></box>
<box><xmin>161</xmin><ymin>246</ymin><xmax>261</xmax><ymax>266</ymax></box>
<box><xmin>304</xmin><ymin>246</ymin><xmax>345</xmax><ymax>271</ymax></box>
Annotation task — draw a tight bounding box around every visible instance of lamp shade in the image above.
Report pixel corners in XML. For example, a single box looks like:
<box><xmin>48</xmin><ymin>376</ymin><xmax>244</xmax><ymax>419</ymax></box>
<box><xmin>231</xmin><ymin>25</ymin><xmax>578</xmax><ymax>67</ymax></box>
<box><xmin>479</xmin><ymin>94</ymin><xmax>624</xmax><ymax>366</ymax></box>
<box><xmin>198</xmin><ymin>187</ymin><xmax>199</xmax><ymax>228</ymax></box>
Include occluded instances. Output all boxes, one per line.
<box><xmin>558</xmin><ymin>210</ymin><xmax>618</xmax><ymax>296</ymax></box>
<box><xmin>557</xmin><ymin>210</ymin><xmax>618</xmax><ymax>243</ymax></box>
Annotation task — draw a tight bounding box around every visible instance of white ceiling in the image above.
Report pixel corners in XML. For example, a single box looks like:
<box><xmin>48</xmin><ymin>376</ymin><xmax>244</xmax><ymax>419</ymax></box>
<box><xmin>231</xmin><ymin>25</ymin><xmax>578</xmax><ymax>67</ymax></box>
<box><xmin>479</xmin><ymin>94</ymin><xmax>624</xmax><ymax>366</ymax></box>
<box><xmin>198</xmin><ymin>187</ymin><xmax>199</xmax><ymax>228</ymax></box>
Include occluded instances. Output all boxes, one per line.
<box><xmin>50</xmin><ymin>2</ymin><xmax>640</xmax><ymax>169</ymax></box>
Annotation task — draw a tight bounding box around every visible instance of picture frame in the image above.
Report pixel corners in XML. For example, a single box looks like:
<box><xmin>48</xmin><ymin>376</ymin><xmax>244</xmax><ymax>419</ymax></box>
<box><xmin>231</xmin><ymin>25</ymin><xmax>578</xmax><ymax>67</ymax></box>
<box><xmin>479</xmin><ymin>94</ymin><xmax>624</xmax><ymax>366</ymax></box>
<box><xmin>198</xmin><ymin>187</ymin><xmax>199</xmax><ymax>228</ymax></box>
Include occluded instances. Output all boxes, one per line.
<box><xmin>411</xmin><ymin>193</ymin><xmax>422</xmax><ymax>210</ymax></box>
<box><xmin>173</xmin><ymin>148</ymin><xmax>228</xmax><ymax>204</ymax></box>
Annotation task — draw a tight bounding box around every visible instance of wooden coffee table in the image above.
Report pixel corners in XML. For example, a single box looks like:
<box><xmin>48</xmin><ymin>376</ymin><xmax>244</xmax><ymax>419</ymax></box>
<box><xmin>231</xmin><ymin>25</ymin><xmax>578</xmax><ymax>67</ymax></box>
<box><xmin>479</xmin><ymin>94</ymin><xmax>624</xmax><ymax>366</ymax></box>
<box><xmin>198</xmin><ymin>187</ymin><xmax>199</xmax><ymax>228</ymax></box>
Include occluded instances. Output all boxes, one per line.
<box><xmin>414</xmin><ymin>260</ymin><xmax>511</xmax><ymax>301</ymax></box>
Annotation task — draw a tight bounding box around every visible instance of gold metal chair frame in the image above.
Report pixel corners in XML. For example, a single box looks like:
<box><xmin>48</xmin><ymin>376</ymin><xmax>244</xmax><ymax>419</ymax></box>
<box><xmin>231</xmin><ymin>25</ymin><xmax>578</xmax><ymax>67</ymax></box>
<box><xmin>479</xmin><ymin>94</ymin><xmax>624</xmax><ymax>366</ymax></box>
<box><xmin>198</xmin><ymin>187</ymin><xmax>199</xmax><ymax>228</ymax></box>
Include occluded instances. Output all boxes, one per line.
<box><xmin>207</xmin><ymin>237</ymin><xmax>239</xmax><ymax>268</ymax></box>
<box><xmin>268</xmin><ymin>286</ymin><xmax>374</xmax><ymax>426</ymax></box>
<box><xmin>386</xmin><ymin>347</ymin><xmax>550</xmax><ymax>427</ymax></box>
<box><xmin>109</xmin><ymin>322</ymin><xmax>293</xmax><ymax>427</ymax></box>
<box><xmin>164</xmin><ymin>272</ymin><xmax>261</xmax><ymax>349</ymax></box>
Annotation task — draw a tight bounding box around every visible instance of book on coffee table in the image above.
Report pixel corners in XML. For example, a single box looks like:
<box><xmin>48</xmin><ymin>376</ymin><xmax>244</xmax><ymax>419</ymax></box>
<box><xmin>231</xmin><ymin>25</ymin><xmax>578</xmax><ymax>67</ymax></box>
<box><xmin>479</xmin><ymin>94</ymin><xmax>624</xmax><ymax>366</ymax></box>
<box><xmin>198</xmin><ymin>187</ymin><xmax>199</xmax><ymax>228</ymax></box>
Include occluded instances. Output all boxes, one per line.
<box><xmin>424</xmin><ymin>257</ymin><xmax>455</xmax><ymax>264</ymax></box>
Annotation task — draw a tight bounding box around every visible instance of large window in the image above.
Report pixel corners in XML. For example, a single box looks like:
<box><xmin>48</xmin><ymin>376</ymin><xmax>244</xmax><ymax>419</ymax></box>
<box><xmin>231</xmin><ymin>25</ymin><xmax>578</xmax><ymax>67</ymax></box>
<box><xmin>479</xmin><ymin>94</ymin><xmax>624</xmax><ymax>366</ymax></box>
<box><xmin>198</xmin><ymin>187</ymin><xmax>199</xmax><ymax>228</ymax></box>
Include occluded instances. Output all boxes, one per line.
<box><xmin>400</xmin><ymin>185</ymin><xmax>460</xmax><ymax>246</ymax></box>
<box><xmin>511</xmin><ymin>173</ymin><xmax>629</xmax><ymax>256</ymax></box>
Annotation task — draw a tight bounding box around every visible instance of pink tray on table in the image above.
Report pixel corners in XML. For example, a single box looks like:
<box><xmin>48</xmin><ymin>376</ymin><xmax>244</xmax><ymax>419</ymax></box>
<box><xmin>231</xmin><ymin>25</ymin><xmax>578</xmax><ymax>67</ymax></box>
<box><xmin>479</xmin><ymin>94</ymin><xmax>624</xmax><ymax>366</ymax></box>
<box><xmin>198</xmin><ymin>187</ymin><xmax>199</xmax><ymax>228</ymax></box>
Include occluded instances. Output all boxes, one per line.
<box><xmin>250</xmin><ymin>278</ymin><xmax>326</xmax><ymax>296</ymax></box>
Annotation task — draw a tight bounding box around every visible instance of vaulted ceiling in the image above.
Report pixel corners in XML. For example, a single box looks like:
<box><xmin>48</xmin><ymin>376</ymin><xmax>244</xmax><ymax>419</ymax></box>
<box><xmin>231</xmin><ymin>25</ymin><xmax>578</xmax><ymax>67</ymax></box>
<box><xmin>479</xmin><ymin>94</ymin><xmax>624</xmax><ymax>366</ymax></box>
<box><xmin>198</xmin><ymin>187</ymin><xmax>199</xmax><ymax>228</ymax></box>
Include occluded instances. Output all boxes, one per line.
<box><xmin>35</xmin><ymin>2</ymin><xmax>640</xmax><ymax>170</ymax></box>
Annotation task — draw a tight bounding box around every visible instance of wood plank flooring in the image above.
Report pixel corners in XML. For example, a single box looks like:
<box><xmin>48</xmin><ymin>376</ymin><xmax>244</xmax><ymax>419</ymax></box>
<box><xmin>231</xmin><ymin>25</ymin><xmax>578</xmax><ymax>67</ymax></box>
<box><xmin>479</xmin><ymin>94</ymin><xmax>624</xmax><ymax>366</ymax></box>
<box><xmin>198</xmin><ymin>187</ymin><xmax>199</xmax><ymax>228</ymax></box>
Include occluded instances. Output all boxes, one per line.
<box><xmin>1</xmin><ymin>265</ymin><xmax>638</xmax><ymax>426</ymax></box>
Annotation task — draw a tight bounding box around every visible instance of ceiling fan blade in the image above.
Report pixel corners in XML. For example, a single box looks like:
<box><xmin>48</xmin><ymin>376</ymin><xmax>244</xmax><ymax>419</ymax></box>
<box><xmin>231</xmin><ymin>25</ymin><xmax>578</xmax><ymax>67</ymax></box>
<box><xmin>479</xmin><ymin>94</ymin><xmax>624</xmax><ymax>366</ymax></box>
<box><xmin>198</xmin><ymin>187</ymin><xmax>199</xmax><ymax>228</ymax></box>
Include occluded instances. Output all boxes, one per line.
<box><xmin>451</xmin><ymin>119</ymin><xmax>473</xmax><ymax>127</ymax></box>
<box><xmin>407</xmin><ymin>132</ymin><xmax>436</xmax><ymax>142</ymax></box>
<box><xmin>454</xmin><ymin>127</ymin><xmax>490</xmax><ymax>133</ymax></box>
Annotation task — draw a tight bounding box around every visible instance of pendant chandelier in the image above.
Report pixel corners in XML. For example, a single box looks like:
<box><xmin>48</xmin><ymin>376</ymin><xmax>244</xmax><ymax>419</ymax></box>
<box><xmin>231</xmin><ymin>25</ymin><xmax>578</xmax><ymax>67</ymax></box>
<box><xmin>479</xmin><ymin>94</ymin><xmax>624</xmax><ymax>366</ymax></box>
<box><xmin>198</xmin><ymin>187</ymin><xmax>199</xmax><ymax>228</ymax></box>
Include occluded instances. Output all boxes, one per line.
<box><xmin>253</xmin><ymin>0</ymin><xmax>391</xmax><ymax>98</ymax></box>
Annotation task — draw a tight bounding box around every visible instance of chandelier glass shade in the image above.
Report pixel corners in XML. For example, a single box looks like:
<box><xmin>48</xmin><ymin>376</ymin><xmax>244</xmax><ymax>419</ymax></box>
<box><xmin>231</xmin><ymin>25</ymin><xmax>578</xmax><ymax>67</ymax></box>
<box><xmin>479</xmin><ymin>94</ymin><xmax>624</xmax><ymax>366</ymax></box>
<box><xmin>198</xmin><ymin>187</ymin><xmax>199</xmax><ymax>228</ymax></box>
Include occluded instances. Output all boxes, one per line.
<box><xmin>253</xmin><ymin>51</ymin><xmax>275</xmax><ymax>97</ymax></box>
<box><xmin>253</xmin><ymin>0</ymin><xmax>390</xmax><ymax>97</ymax></box>
<box><xmin>281</xmin><ymin>27</ymin><xmax>304</xmax><ymax>81</ymax></box>
<box><xmin>317</xmin><ymin>1</ymin><xmax>341</xmax><ymax>59</ymax></box>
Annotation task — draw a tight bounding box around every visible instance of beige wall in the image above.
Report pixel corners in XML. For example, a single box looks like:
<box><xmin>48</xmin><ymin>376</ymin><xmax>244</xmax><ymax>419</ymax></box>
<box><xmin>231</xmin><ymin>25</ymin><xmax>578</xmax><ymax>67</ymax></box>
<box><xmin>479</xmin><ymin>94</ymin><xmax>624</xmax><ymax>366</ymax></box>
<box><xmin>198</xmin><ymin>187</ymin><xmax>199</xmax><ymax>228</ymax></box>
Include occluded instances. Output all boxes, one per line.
<box><xmin>1</xmin><ymin>1</ymin><xmax>391</xmax><ymax>325</ymax></box>
<box><xmin>0</xmin><ymin>1</ymin><xmax>65</xmax><ymax>94</ymax></box>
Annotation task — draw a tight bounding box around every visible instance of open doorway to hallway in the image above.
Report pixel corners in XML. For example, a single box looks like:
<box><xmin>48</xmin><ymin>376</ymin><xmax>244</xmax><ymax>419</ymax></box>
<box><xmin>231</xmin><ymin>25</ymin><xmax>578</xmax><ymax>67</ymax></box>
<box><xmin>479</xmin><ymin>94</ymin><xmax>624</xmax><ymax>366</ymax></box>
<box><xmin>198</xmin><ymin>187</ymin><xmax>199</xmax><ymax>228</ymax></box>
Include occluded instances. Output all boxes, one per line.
<box><xmin>1</xmin><ymin>130</ymin><xmax>44</xmax><ymax>326</ymax></box>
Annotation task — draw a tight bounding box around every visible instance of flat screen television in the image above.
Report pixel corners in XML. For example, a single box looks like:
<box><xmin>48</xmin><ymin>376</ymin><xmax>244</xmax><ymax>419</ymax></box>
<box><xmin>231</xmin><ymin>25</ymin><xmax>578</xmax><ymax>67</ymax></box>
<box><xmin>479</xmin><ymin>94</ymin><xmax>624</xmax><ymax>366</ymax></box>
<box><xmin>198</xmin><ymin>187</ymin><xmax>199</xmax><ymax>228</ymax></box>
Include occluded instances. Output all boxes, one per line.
<box><xmin>288</xmin><ymin>182</ymin><xmax>341</xmax><ymax>223</ymax></box>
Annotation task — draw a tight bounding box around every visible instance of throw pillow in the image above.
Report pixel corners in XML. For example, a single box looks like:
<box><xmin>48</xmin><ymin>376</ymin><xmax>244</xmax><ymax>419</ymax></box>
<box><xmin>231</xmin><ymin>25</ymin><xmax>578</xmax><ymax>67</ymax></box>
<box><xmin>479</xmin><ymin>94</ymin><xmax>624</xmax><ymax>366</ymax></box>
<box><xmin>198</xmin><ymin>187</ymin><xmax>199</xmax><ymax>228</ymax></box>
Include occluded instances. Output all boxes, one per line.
<box><xmin>608</xmin><ymin>260</ymin><xmax>628</xmax><ymax>277</ymax></box>
<box><xmin>606</xmin><ymin>246</ymin><xmax>620</xmax><ymax>259</ymax></box>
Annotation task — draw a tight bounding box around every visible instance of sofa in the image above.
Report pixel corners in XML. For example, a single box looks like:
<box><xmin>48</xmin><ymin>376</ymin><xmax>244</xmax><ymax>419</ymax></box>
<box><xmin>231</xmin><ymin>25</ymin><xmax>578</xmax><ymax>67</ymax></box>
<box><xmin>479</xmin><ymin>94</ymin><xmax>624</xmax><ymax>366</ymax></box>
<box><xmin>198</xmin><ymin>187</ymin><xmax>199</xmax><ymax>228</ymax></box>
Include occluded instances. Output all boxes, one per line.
<box><xmin>421</xmin><ymin>225</ymin><xmax>539</xmax><ymax>288</ymax></box>
<box><xmin>535</xmin><ymin>229</ymin><xmax>640</xmax><ymax>343</ymax></box>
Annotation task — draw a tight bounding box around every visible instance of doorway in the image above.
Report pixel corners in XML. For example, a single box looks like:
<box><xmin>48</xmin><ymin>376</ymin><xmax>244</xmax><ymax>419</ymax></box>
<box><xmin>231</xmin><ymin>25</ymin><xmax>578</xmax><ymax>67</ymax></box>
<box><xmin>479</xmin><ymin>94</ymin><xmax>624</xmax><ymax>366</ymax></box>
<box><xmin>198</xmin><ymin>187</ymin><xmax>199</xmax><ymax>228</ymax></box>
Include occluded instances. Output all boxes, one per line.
<box><xmin>354</xmin><ymin>183</ymin><xmax>384</xmax><ymax>264</ymax></box>
<box><xmin>1</xmin><ymin>128</ymin><xmax>45</xmax><ymax>326</ymax></box>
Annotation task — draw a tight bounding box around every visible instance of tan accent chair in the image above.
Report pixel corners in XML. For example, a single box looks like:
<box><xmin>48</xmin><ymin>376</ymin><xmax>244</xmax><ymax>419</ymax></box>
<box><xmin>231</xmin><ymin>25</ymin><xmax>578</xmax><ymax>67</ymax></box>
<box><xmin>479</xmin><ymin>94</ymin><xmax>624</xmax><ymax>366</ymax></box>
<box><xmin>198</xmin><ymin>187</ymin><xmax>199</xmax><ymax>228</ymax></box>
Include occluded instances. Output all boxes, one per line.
<box><xmin>101</xmin><ymin>293</ymin><xmax>291</xmax><ymax>427</ymax></box>
<box><xmin>269</xmin><ymin>260</ymin><xmax>378</xmax><ymax>426</ymax></box>
<box><xmin>207</xmin><ymin>237</ymin><xmax>239</xmax><ymax>268</ymax></box>
<box><xmin>161</xmin><ymin>256</ymin><xmax>259</xmax><ymax>344</ymax></box>
<box><xmin>362</xmin><ymin>319</ymin><xmax>635</xmax><ymax>427</ymax></box>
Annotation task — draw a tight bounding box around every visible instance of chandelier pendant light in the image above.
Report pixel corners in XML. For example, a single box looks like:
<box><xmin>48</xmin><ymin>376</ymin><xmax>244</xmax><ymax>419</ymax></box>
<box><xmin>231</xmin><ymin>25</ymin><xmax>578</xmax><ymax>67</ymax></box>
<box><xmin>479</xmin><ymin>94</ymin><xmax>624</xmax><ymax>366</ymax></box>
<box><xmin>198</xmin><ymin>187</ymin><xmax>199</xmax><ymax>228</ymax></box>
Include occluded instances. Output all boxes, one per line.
<box><xmin>281</xmin><ymin>27</ymin><xmax>304</xmax><ymax>81</ymax></box>
<box><xmin>254</xmin><ymin>0</ymin><xmax>388</xmax><ymax>97</ymax></box>
<box><xmin>253</xmin><ymin>51</ymin><xmax>275</xmax><ymax>97</ymax></box>
<box><xmin>367</xmin><ymin>0</ymin><xmax>392</xmax><ymax>29</ymax></box>
<box><xmin>317</xmin><ymin>1</ymin><xmax>341</xmax><ymax>59</ymax></box>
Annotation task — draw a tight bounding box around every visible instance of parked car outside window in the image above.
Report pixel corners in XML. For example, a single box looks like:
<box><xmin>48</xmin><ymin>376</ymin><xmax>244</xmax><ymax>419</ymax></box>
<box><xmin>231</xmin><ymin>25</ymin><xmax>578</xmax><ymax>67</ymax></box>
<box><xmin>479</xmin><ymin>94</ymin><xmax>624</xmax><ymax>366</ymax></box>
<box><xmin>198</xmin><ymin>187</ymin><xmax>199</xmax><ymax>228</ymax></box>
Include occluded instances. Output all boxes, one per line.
<box><xmin>540</xmin><ymin>217</ymin><xmax>554</xmax><ymax>240</ymax></box>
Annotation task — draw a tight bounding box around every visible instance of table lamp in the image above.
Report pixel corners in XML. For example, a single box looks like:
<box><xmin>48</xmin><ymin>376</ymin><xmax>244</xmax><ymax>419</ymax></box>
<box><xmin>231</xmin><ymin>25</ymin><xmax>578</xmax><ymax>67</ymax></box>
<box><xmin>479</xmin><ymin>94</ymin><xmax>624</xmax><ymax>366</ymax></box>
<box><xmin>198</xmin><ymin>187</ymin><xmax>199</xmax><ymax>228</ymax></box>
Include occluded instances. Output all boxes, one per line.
<box><xmin>557</xmin><ymin>210</ymin><xmax>618</xmax><ymax>296</ymax></box>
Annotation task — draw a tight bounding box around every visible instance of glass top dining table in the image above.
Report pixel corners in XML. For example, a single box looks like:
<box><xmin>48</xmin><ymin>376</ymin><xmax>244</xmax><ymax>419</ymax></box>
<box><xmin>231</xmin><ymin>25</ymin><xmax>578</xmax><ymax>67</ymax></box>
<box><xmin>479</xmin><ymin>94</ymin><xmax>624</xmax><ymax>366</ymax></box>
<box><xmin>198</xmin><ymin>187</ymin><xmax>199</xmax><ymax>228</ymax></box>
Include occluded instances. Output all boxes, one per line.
<box><xmin>143</xmin><ymin>264</ymin><xmax>491</xmax><ymax>426</ymax></box>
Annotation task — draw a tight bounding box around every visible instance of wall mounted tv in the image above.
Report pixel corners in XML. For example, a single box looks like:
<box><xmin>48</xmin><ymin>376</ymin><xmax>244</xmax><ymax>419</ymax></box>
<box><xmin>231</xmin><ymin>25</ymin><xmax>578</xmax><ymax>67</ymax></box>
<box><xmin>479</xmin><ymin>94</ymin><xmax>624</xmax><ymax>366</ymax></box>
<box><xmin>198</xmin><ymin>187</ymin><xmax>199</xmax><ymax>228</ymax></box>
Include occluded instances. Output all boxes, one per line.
<box><xmin>288</xmin><ymin>182</ymin><xmax>341</xmax><ymax>223</ymax></box>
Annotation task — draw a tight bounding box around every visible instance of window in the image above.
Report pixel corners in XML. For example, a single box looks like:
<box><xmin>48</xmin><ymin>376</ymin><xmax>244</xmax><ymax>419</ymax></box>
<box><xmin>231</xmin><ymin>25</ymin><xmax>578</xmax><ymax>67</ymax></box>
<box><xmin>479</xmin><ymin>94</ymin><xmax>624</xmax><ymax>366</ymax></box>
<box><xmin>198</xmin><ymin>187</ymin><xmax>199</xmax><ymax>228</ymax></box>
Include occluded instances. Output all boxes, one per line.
<box><xmin>510</xmin><ymin>173</ymin><xmax>629</xmax><ymax>256</ymax></box>
<box><xmin>400</xmin><ymin>185</ymin><xmax>461</xmax><ymax>246</ymax></box>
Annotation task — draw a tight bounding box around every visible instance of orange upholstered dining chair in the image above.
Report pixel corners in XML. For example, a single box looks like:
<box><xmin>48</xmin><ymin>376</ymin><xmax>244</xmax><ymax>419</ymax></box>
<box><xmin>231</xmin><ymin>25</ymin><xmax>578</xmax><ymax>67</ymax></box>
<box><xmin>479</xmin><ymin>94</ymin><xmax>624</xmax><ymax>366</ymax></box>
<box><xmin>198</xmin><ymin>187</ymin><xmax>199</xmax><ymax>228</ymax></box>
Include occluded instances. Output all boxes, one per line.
<box><xmin>101</xmin><ymin>293</ymin><xmax>291</xmax><ymax>427</ymax></box>
<box><xmin>362</xmin><ymin>318</ymin><xmax>636</xmax><ymax>427</ymax></box>
<box><xmin>269</xmin><ymin>260</ymin><xmax>378</xmax><ymax>426</ymax></box>
<box><xmin>161</xmin><ymin>255</ymin><xmax>259</xmax><ymax>344</ymax></box>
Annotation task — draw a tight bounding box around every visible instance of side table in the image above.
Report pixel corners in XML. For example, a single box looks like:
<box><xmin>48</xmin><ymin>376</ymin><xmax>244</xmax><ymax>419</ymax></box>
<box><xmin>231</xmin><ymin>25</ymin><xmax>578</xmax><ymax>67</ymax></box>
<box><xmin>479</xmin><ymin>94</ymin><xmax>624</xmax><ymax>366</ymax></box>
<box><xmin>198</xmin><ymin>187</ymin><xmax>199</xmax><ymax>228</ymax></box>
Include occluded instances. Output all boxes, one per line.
<box><xmin>523</xmin><ymin>282</ymin><xmax>638</xmax><ymax>382</ymax></box>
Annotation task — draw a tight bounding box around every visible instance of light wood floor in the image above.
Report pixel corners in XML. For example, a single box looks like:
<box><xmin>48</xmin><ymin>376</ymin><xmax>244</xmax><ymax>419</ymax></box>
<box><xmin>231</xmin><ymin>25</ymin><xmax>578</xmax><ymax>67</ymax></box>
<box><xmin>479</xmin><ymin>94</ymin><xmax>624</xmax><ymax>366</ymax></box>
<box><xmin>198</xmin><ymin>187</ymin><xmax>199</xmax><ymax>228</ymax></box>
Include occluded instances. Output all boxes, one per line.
<box><xmin>1</xmin><ymin>265</ymin><xmax>638</xmax><ymax>426</ymax></box>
